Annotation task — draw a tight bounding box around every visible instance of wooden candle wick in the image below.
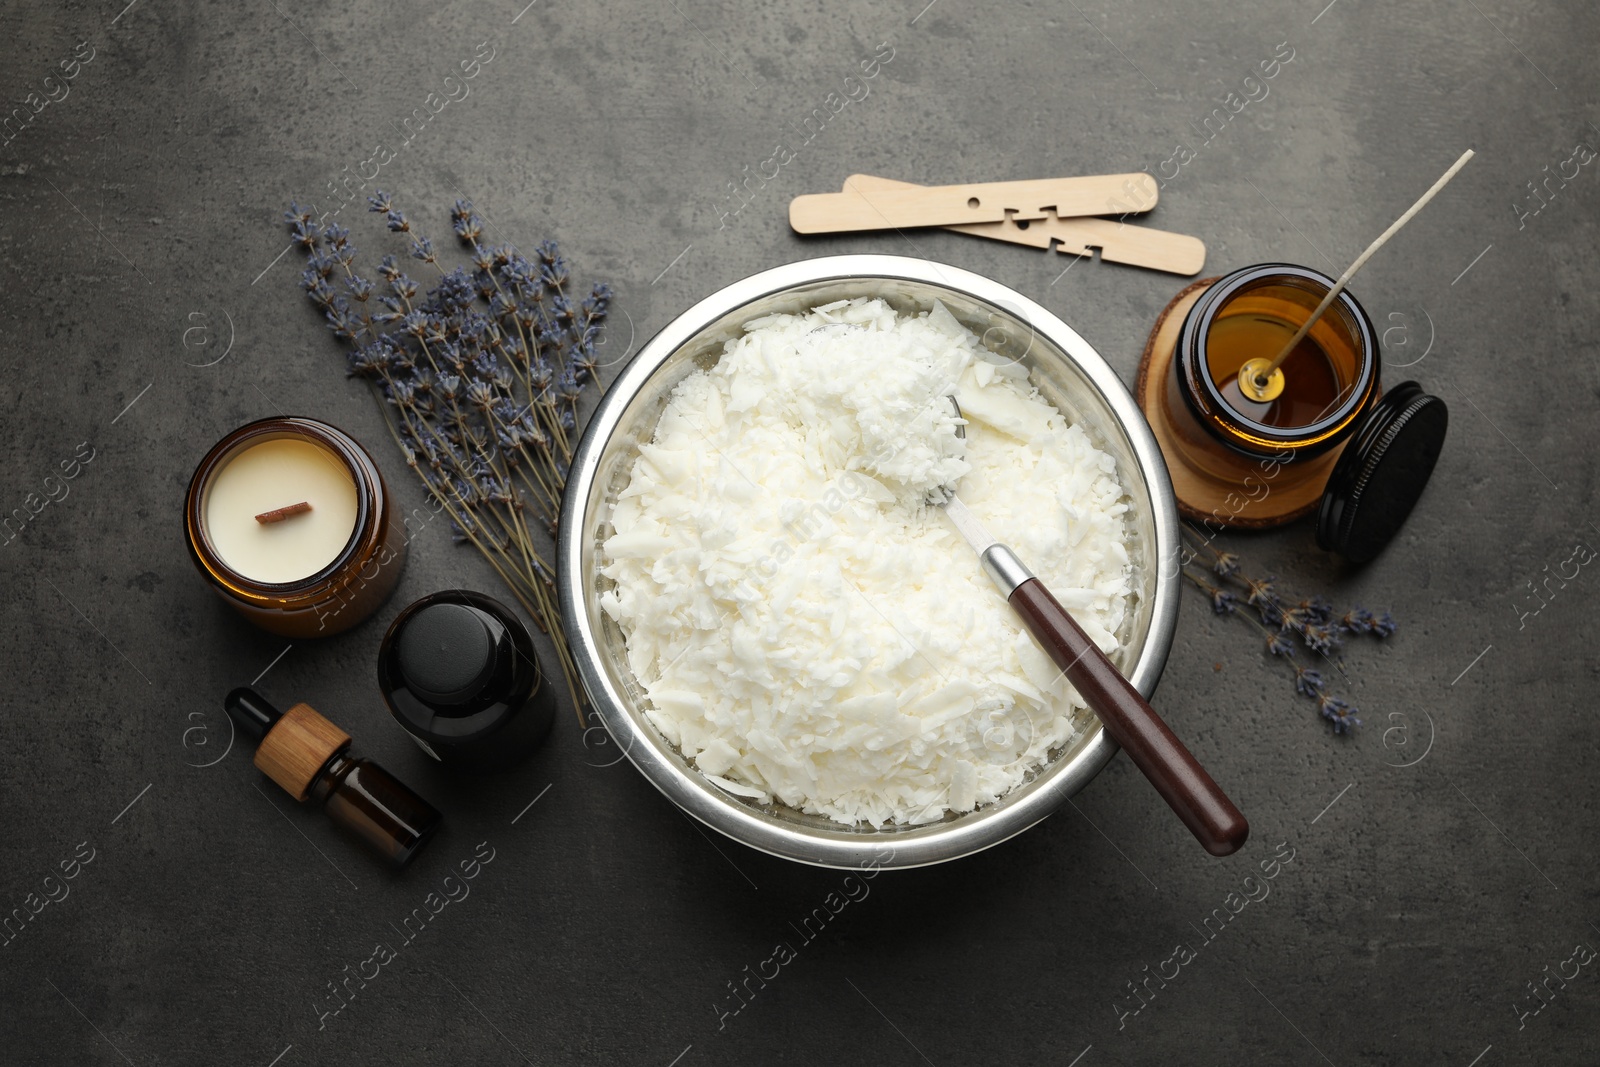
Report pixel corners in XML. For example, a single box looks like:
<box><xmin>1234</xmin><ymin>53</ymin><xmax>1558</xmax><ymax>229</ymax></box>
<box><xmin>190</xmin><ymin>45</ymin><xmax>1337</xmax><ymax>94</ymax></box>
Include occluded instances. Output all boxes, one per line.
<box><xmin>255</xmin><ymin>501</ymin><xmax>313</xmax><ymax>524</ymax></box>
<box><xmin>1238</xmin><ymin>149</ymin><xmax>1475</xmax><ymax>401</ymax></box>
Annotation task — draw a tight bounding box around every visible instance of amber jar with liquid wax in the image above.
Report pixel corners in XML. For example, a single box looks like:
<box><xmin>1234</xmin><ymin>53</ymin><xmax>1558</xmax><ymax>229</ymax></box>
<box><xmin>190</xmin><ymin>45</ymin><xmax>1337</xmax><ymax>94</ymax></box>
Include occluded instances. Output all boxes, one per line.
<box><xmin>184</xmin><ymin>417</ymin><xmax>406</xmax><ymax>637</ymax></box>
<box><xmin>1165</xmin><ymin>263</ymin><xmax>1379</xmax><ymax>476</ymax></box>
<box><xmin>1149</xmin><ymin>263</ymin><xmax>1447</xmax><ymax>561</ymax></box>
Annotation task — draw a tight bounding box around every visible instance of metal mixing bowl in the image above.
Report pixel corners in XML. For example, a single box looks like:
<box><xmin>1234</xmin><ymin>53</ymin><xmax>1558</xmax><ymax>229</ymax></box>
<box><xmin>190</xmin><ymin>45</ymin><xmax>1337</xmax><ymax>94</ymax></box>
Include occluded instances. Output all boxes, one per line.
<box><xmin>559</xmin><ymin>255</ymin><xmax>1179</xmax><ymax>869</ymax></box>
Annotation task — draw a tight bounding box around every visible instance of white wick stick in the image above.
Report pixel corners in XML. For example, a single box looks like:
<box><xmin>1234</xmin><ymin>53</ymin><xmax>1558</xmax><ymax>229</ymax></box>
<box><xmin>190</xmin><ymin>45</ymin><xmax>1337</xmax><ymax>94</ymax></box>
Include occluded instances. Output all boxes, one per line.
<box><xmin>1262</xmin><ymin>148</ymin><xmax>1475</xmax><ymax>376</ymax></box>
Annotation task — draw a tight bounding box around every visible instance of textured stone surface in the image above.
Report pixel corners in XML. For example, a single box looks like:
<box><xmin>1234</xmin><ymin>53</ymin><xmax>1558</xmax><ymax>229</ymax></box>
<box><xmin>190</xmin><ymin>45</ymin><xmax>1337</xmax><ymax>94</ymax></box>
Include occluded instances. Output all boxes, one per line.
<box><xmin>2</xmin><ymin>1</ymin><xmax>1597</xmax><ymax>1064</ymax></box>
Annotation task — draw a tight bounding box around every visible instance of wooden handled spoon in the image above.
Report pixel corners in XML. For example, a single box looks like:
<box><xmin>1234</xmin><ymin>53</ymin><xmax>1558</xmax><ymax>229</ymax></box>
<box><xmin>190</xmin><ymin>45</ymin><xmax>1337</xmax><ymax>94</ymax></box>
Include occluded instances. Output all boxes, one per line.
<box><xmin>936</xmin><ymin>404</ymin><xmax>1247</xmax><ymax>855</ymax></box>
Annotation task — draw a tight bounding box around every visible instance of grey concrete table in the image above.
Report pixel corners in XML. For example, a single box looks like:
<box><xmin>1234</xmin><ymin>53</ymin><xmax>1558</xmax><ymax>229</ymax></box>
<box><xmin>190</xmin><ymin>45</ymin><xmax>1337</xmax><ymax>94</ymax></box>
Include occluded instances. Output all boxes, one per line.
<box><xmin>3</xmin><ymin>1</ymin><xmax>1596</xmax><ymax>1064</ymax></box>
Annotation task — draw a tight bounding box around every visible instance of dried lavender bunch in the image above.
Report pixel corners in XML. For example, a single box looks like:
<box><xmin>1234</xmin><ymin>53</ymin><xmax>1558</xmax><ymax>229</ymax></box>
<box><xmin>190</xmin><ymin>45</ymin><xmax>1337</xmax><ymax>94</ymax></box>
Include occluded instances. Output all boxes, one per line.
<box><xmin>1180</xmin><ymin>524</ymin><xmax>1395</xmax><ymax>735</ymax></box>
<box><xmin>285</xmin><ymin>194</ymin><xmax>614</xmax><ymax>720</ymax></box>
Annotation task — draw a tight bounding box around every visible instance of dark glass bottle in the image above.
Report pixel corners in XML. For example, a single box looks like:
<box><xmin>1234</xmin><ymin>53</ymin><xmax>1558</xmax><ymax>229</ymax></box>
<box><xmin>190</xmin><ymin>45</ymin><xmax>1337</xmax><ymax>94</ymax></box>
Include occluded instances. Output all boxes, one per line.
<box><xmin>225</xmin><ymin>687</ymin><xmax>442</xmax><ymax>867</ymax></box>
<box><xmin>377</xmin><ymin>590</ymin><xmax>555</xmax><ymax>771</ymax></box>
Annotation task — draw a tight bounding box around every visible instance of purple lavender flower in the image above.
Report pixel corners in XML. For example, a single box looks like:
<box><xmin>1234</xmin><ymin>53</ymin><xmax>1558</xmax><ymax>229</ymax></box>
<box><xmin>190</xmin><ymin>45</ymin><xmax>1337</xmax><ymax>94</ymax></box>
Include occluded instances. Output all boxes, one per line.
<box><xmin>470</xmin><ymin>351</ymin><xmax>499</xmax><ymax>379</ymax></box>
<box><xmin>390</xmin><ymin>274</ymin><xmax>419</xmax><ymax>302</ymax></box>
<box><xmin>1338</xmin><ymin>607</ymin><xmax>1376</xmax><ymax>633</ymax></box>
<box><xmin>501</xmin><ymin>335</ymin><xmax>528</xmax><ymax>370</ymax></box>
<box><xmin>324</xmin><ymin>301</ymin><xmax>360</xmax><ymax>344</ymax></box>
<box><xmin>453</xmin><ymin>212</ymin><xmax>482</xmax><ymax>244</ymax></box>
<box><xmin>1300</xmin><ymin>622</ymin><xmax>1341</xmax><ymax>656</ymax></box>
<box><xmin>1293</xmin><ymin>666</ymin><xmax>1325</xmax><ymax>697</ymax></box>
<box><xmin>346</xmin><ymin>345</ymin><xmax>383</xmax><ymax>379</ymax></box>
<box><xmin>571</xmin><ymin>343</ymin><xmax>598</xmax><ymax>385</ymax></box>
<box><xmin>529</xmin><ymin>353</ymin><xmax>553</xmax><ymax>394</ymax></box>
<box><xmin>1287</xmin><ymin>596</ymin><xmax>1335</xmax><ymax>627</ymax></box>
<box><xmin>1252</xmin><ymin>584</ymin><xmax>1286</xmax><ymax>628</ymax></box>
<box><xmin>1317</xmin><ymin>694</ymin><xmax>1362</xmax><ymax>735</ymax></box>
<box><xmin>291</xmin><ymin>219</ymin><xmax>320</xmax><ymax>250</ymax></box>
<box><xmin>464</xmin><ymin>380</ymin><xmax>496</xmax><ymax>410</ymax></box>
<box><xmin>373</xmin><ymin>296</ymin><xmax>405</xmax><ymax>325</ymax></box>
<box><xmin>300</xmin><ymin>269</ymin><xmax>335</xmax><ymax>307</ymax></box>
<box><xmin>556</xmin><ymin>363</ymin><xmax>580</xmax><ymax>401</ymax></box>
<box><xmin>1337</xmin><ymin>606</ymin><xmax>1398</xmax><ymax>637</ymax></box>
<box><xmin>551</xmin><ymin>295</ymin><xmax>576</xmax><ymax>328</ymax></box>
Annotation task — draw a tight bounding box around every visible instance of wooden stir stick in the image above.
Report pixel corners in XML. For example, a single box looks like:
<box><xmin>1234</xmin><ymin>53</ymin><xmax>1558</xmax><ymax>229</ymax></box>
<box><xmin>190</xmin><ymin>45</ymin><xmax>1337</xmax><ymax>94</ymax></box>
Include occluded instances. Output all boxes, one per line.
<box><xmin>842</xmin><ymin>174</ymin><xmax>1207</xmax><ymax>275</ymax></box>
<box><xmin>789</xmin><ymin>173</ymin><xmax>1158</xmax><ymax>234</ymax></box>
<box><xmin>1237</xmin><ymin>149</ymin><xmax>1475</xmax><ymax>403</ymax></box>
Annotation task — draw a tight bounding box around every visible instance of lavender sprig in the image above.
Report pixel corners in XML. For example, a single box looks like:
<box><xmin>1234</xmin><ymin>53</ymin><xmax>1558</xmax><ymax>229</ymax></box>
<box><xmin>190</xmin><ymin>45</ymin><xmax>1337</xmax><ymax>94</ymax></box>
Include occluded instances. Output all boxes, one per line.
<box><xmin>284</xmin><ymin>194</ymin><xmax>613</xmax><ymax>721</ymax></box>
<box><xmin>1181</xmin><ymin>524</ymin><xmax>1395</xmax><ymax>736</ymax></box>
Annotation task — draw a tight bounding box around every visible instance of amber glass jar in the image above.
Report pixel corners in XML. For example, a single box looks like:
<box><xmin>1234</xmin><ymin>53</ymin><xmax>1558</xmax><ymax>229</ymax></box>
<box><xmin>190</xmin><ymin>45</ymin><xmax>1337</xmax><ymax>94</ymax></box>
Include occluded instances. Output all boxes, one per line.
<box><xmin>1166</xmin><ymin>264</ymin><xmax>1378</xmax><ymax>471</ymax></box>
<box><xmin>185</xmin><ymin>417</ymin><xmax>405</xmax><ymax>637</ymax></box>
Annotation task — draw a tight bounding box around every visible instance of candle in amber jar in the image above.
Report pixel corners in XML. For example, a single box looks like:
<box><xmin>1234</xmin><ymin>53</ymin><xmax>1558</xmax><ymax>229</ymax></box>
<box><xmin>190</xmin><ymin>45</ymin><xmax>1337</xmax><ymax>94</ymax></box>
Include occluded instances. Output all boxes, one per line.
<box><xmin>185</xmin><ymin>417</ymin><xmax>405</xmax><ymax>637</ymax></box>
<box><xmin>205</xmin><ymin>438</ymin><xmax>360</xmax><ymax>584</ymax></box>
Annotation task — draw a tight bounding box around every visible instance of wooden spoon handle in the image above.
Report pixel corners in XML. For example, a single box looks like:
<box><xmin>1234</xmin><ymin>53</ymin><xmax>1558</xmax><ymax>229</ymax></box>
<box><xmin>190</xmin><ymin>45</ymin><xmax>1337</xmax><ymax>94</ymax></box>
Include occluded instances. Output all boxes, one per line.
<box><xmin>1008</xmin><ymin>577</ymin><xmax>1249</xmax><ymax>856</ymax></box>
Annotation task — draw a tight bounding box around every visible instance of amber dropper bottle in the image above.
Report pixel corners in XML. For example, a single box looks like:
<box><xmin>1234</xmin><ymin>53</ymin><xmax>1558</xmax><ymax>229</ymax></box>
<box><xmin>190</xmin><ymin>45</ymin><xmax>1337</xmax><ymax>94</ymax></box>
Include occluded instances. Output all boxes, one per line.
<box><xmin>225</xmin><ymin>687</ymin><xmax>442</xmax><ymax>868</ymax></box>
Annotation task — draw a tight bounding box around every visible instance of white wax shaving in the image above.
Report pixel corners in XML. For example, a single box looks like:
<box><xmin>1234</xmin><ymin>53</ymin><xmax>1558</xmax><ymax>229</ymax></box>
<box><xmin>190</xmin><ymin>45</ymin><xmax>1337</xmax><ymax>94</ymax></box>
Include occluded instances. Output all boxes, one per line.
<box><xmin>600</xmin><ymin>297</ymin><xmax>1132</xmax><ymax>826</ymax></box>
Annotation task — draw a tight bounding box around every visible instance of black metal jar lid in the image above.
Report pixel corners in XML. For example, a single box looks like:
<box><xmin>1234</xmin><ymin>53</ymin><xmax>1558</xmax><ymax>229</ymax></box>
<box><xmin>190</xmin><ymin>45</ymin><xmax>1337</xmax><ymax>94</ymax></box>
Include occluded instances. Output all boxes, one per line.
<box><xmin>393</xmin><ymin>600</ymin><xmax>500</xmax><ymax>706</ymax></box>
<box><xmin>1316</xmin><ymin>381</ymin><xmax>1448</xmax><ymax>563</ymax></box>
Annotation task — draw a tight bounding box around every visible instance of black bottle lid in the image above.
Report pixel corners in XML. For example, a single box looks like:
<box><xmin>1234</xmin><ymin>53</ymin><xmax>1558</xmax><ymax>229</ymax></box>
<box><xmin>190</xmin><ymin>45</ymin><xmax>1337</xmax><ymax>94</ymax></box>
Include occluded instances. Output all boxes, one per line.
<box><xmin>378</xmin><ymin>590</ymin><xmax>553</xmax><ymax>770</ymax></box>
<box><xmin>1316</xmin><ymin>381</ymin><xmax>1448</xmax><ymax>564</ymax></box>
<box><xmin>393</xmin><ymin>602</ymin><xmax>499</xmax><ymax>706</ymax></box>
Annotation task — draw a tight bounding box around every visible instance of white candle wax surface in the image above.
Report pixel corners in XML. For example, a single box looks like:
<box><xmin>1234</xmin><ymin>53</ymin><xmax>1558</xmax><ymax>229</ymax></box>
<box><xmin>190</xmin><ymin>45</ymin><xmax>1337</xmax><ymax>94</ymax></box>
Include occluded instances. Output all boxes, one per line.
<box><xmin>204</xmin><ymin>437</ymin><xmax>360</xmax><ymax>584</ymax></box>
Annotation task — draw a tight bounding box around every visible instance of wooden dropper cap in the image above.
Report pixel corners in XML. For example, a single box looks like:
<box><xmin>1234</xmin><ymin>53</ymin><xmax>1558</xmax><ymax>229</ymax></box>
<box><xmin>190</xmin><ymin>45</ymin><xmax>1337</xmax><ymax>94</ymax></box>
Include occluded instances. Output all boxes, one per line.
<box><xmin>226</xmin><ymin>687</ymin><xmax>350</xmax><ymax>801</ymax></box>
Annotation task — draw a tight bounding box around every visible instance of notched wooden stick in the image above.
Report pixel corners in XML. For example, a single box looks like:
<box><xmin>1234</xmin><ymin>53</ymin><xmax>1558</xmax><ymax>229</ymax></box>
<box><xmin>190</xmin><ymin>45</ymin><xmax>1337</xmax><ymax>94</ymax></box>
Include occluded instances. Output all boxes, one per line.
<box><xmin>844</xmin><ymin>174</ymin><xmax>1204</xmax><ymax>275</ymax></box>
<box><xmin>789</xmin><ymin>173</ymin><xmax>1158</xmax><ymax>234</ymax></box>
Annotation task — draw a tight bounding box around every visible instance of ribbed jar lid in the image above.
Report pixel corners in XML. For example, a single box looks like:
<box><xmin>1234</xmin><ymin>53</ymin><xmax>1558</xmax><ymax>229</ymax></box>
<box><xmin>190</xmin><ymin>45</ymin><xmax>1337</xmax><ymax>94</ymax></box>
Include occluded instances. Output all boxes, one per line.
<box><xmin>1316</xmin><ymin>380</ymin><xmax>1448</xmax><ymax>563</ymax></box>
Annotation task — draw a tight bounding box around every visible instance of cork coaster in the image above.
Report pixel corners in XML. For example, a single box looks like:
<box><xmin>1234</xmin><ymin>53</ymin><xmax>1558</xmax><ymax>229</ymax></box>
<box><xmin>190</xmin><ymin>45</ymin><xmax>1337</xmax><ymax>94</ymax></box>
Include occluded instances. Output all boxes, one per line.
<box><xmin>1136</xmin><ymin>279</ymin><xmax>1344</xmax><ymax>529</ymax></box>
